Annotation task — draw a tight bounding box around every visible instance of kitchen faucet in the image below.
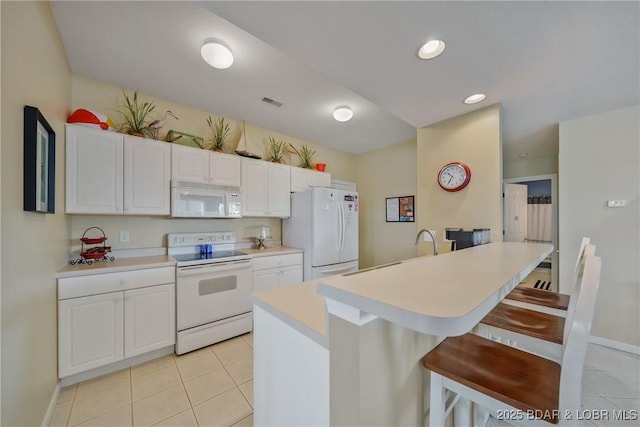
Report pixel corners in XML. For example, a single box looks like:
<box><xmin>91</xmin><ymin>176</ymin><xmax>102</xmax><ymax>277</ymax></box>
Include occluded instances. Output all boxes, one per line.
<box><xmin>415</xmin><ymin>229</ymin><xmax>439</xmax><ymax>256</ymax></box>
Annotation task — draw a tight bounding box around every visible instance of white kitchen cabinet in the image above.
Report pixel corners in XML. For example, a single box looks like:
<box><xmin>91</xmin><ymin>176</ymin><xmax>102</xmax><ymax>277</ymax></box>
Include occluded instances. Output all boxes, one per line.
<box><xmin>66</xmin><ymin>124</ymin><xmax>124</xmax><ymax>214</ymax></box>
<box><xmin>58</xmin><ymin>266</ymin><xmax>175</xmax><ymax>378</ymax></box>
<box><xmin>242</xmin><ymin>158</ymin><xmax>291</xmax><ymax>217</ymax></box>
<box><xmin>171</xmin><ymin>144</ymin><xmax>209</xmax><ymax>183</ymax></box>
<box><xmin>124</xmin><ymin>135</ymin><xmax>171</xmax><ymax>215</ymax></box>
<box><xmin>210</xmin><ymin>151</ymin><xmax>242</xmax><ymax>187</ymax></box>
<box><xmin>290</xmin><ymin>167</ymin><xmax>331</xmax><ymax>192</ymax></box>
<box><xmin>58</xmin><ymin>291</ymin><xmax>124</xmax><ymax>377</ymax></box>
<box><xmin>65</xmin><ymin>124</ymin><xmax>171</xmax><ymax>215</ymax></box>
<box><xmin>253</xmin><ymin>253</ymin><xmax>303</xmax><ymax>292</ymax></box>
<box><xmin>171</xmin><ymin>144</ymin><xmax>241</xmax><ymax>187</ymax></box>
<box><xmin>124</xmin><ymin>283</ymin><xmax>175</xmax><ymax>358</ymax></box>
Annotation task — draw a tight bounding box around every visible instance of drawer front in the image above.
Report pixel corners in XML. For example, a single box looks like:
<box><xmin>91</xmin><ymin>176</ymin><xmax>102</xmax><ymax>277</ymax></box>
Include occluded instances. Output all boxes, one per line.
<box><xmin>58</xmin><ymin>266</ymin><xmax>175</xmax><ymax>300</ymax></box>
<box><xmin>252</xmin><ymin>253</ymin><xmax>303</xmax><ymax>271</ymax></box>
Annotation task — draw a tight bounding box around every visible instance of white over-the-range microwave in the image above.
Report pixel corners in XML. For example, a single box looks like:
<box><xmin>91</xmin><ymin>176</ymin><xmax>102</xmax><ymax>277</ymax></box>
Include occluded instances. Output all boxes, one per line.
<box><xmin>171</xmin><ymin>180</ymin><xmax>242</xmax><ymax>218</ymax></box>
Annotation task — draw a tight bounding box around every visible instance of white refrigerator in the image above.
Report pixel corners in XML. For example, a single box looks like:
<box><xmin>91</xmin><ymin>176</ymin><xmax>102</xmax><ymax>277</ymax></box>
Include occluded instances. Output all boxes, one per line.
<box><xmin>283</xmin><ymin>187</ymin><xmax>359</xmax><ymax>280</ymax></box>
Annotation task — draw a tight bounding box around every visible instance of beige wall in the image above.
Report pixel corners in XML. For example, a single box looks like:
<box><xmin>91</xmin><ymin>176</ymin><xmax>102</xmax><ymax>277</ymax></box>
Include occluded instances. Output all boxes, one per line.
<box><xmin>1</xmin><ymin>2</ymin><xmax>72</xmax><ymax>425</ymax></box>
<box><xmin>72</xmin><ymin>76</ymin><xmax>357</xmax><ymax>183</ymax></box>
<box><xmin>69</xmin><ymin>77</ymin><xmax>356</xmax><ymax>249</ymax></box>
<box><xmin>416</xmin><ymin>104</ymin><xmax>503</xmax><ymax>256</ymax></box>
<box><xmin>503</xmin><ymin>153</ymin><xmax>558</xmax><ymax>179</ymax></box>
<box><xmin>559</xmin><ymin>105</ymin><xmax>640</xmax><ymax>347</ymax></box>
<box><xmin>355</xmin><ymin>139</ymin><xmax>417</xmax><ymax>268</ymax></box>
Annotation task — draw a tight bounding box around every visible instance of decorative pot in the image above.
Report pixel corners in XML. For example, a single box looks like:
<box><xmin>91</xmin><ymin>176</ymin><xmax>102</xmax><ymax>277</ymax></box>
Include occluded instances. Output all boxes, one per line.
<box><xmin>315</xmin><ymin>163</ymin><xmax>326</xmax><ymax>172</ymax></box>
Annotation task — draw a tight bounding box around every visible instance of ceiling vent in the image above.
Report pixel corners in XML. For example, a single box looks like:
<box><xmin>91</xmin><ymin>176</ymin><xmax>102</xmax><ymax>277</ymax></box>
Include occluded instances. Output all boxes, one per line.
<box><xmin>262</xmin><ymin>97</ymin><xmax>283</xmax><ymax>107</ymax></box>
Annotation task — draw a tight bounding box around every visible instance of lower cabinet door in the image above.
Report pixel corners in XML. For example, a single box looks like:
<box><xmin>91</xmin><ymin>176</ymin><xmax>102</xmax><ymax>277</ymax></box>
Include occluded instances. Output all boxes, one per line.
<box><xmin>281</xmin><ymin>265</ymin><xmax>303</xmax><ymax>286</ymax></box>
<box><xmin>58</xmin><ymin>292</ymin><xmax>124</xmax><ymax>377</ymax></box>
<box><xmin>124</xmin><ymin>284</ymin><xmax>175</xmax><ymax>358</ymax></box>
<box><xmin>253</xmin><ymin>269</ymin><xmax>281</xmax><ymax>293</ymax></box>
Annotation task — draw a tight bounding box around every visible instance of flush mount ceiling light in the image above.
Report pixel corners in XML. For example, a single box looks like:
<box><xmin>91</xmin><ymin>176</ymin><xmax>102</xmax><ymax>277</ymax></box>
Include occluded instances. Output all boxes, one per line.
<box><xmin>200</xmin><ymin>39</ymin><xmax>234</xmax><ymax>70</ymax></box>
<box><xmin>418</xmin><ymin>39</ymin><xmax>446</xmax><ymax>59</ymax></box>
<box><xmin>464</xmin><ymin>93</ymin><xmax>487</xmax><ymax>104</ymax></box>
<box><xmin>333</xmin><ymin>106</ymin><xmax>353</xmax><ymax>122</ymax></box>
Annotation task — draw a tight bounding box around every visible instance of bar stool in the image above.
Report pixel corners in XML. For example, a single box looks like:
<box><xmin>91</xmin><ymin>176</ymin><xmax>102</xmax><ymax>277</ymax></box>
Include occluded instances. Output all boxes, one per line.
<box><xmin>422</xmin><ymin>254</ymin><xmax>601</xmax><ymax>427</ymax></box>
<box><xmin>501</xmin><ymin>237</ymin><xmax>590</xmax><ymax>317</ymax></box>
<box><xmin>474</xmin><ymin>244</ymin><xmax>595</xmax><ymax>362</ymax></box>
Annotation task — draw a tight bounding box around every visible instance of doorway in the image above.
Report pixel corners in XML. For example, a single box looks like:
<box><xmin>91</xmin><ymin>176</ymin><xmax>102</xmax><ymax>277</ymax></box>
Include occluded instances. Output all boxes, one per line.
<box><xmin>503</xmin><ymin>174</ymin><xmax>558</xmax><ymax>291</ymax></box>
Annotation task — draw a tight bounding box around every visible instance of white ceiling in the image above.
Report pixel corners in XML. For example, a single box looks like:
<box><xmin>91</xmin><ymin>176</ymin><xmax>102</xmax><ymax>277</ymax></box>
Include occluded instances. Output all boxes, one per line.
<box><xmin>50</xmin><ymin>1</ymin><xmax>639</xmax><ymax>160</ymax></box>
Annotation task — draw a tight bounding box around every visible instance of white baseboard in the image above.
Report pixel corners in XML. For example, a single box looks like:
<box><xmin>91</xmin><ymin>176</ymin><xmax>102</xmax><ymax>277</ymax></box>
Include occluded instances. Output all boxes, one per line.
<box><xmin>41</xmin><ymin>383</ymin><xmax>61</xmax><ymax>427</ymax></box>
<box><xmin>60</xmin><ymin>346</ymin><xmax>174</xmax><ymax>387</ymax></box>
<box><xmin>589</xmin><ymin>335</ymin><xmax>640</xmax><ymax>355</ymax></box>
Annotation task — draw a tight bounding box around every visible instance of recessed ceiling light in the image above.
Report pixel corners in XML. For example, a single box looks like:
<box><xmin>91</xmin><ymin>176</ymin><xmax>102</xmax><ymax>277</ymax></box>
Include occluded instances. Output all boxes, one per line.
<box><xmin>418</xmin><ymin>39</ymin><xmax>446</xmax><ymax>59</ymax></box>
<box><xmin>464</xmin><ymin>93</ymin><xmax>486</xmax><ymax>104</ymax></box>
<box><xmin>333</xmin><ymin>106</ymin><xmax>353</xmax><ymax>122</ymax></box>
<box><xmin>200</xmin><ymin>39</ymin><xmax>234</xmax><ymax>70</ymax></box>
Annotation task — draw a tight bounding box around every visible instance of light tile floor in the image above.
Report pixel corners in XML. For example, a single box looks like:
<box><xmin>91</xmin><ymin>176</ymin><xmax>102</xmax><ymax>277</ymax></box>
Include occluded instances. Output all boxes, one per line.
<box><xmin>49</xmin><ymin>333</ymin><xmax>254</xmax><ymax>427</ymax></box>
<box><xmin>49</xmin><ymin>332</ymin><xmax>639</xmax><ymax>427</ymax></box>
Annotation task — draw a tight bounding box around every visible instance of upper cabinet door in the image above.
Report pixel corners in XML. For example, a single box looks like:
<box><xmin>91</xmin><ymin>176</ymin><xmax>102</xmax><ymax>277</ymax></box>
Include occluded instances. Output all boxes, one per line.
<box><xmin>290</xmin><ymin>167</ymin><xmax>331</xmax><ymax>192</ymax></box>
<box><xmin>66</xmin><ymin>124</ymin><xmax>124</xmax><ymax>214</ymax></box>
<box><xmin>311</xmin><ymin>169</ymin><xmax>331</xmax><ymax>188</ymax></box>
<box><xmin>171</xmin><ymin>144</ymin><xmax>209</xmax><ymax>184</ymax></box>
<box><xmin>267</xmin><ymin>163</ymin><xmax>291</xmax><ymax>217</ymax></box>
<box><xmin>210</xmin><ymin>152</ymin><xmax>241</xmax><ymax>187</ymax></box>
<box><xmin>241</xmin><ymin>158</ymin><xmax>269</xmax><ymax>216</ymax></box>
<box><xmin>290</xmin><ymin>167</ymin><xmax>311</xmax><ymax>192</ymax></box>
<box><xmin>124</xmin><ymin>136</ymin><xmax>171</xmax><ymax>215</ymax></box>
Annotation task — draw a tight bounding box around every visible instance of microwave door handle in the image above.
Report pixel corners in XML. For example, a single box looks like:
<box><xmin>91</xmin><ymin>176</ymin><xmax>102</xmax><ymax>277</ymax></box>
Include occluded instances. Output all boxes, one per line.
<box><xmin>176</xmin><ymin>187</ymin><xmax>223</xmax><ymax>198</ymax></box>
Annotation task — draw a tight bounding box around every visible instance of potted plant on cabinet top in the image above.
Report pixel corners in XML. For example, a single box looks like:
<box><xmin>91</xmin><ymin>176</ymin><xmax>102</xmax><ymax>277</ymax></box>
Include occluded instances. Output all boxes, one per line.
<box><xmin>207</xmin><ymin>115</ymin><xmax>232</xmax><ymax>152</ymax></box>
<box><xmin>265</xmin><ymin>136</ymin><xmax>289</xmax><ymax>163</ymax></box>
<box><xmin>115</xmin><ymin>89</ymin><xmax>156</xmax><ymax>138</ymax></box>
<box><xmin>289</xmin><ymin>143</ymin><xmax>316</xmax><ymax>169</ymax></box>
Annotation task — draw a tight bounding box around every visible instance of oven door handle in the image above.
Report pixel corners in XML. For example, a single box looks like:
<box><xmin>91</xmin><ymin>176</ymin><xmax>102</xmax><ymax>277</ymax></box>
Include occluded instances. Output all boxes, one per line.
<box><xmin>177</xmin><ymin>260</ymin><xmax>252</xmax><ymax>276</ymax></box>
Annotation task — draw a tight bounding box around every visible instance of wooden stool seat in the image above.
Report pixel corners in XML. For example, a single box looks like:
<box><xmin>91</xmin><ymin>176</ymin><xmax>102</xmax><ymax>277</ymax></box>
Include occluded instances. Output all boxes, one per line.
<box><xmin>422</xmin><ymin>255</ymin><xmax>602</xmax><ymax>427</ymax></box>
<box><xmin>422</xmin><ymin>333</ymin><xmax>561</xmax><ymax>423</ymax></box>
<box><xmin>505</xmin><ymin>285</ymin><xmax>570</xmax><ymax>310</ymax></box>
<box><xmin>480</xmin><ymin>302</ymin><xmax>565</xmax><ymax>344</ymax></box>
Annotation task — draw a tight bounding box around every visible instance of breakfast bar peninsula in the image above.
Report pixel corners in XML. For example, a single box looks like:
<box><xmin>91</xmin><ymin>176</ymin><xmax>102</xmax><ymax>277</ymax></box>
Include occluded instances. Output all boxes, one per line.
<box><xmin>250</xmin><ymin>242</ymin><xmax>553</xmax><ymax>426</ymax></box>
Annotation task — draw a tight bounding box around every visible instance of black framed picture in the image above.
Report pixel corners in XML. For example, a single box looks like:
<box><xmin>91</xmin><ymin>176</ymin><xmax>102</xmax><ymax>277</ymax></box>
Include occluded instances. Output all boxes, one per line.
<box><xmin>24</xmin><ymin>105</ymin><xmax>55</xmax><ymax>213</ymax></box>
<box><xmin>386</xmin><ymin>195</ymin><xmax>415</xmax><ymax>222</ymax></box>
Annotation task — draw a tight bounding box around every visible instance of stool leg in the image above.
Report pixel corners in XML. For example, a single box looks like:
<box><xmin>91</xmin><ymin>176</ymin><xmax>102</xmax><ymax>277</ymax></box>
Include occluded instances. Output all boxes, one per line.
<box><xmin>454</xmin><ymin>397</ymin><xmax>472</xmax><ymax>427</ymax></box>
<box><xmin>430</xmin><ymin>372</ymin><xmax>446</xmax><ymax>427</ymax></box>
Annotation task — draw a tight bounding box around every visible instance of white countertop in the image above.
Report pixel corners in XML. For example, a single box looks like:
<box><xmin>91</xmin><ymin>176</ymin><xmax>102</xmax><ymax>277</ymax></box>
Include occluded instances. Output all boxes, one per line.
<box><xmin>58</xmin><ymin>255</ymin><xmax>176</xmax><ymax>278</ymax></box>
<box><xmin>251</xmin><ymin>280</ymin><xmax>327</xmax><ymax>347</ymax></box>
<box><xmin>317</xmin><ymin>242</ymin><xmax>553</xmax><ymax>336</ymax></box>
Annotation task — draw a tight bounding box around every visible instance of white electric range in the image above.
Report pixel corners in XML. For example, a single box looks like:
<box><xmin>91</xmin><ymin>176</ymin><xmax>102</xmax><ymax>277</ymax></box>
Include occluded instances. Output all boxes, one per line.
<box><xmin>168</xmin><ymin>232</ymin><xmax>253</xmax><ymax>355</ymax></box>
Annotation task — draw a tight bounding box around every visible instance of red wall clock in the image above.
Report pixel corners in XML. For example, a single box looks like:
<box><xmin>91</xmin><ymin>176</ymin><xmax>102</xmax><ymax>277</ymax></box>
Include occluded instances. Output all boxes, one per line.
<box><xmin>437</xmin><ymin>162</ymin><xmax>471</xmax><ymax>192</ymax></box>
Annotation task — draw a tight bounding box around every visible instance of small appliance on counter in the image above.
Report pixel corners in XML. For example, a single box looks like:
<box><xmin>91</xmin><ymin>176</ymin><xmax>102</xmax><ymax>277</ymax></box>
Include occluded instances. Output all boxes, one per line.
<box><xmin>446</xmin><ymin>228</ymin><xmax>491</xmax><ymax>251</ymax></box>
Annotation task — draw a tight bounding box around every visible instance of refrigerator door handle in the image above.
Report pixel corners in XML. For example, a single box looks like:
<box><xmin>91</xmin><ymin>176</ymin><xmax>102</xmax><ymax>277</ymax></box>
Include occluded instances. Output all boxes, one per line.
<box><xmin>339</xmin><ymin>200</ymin><xmax>345</xmax><ymax>253</ymax></box>
<box><xmin>336</xmin><ymin>200</ymin><xmax>343</xmax><ymax>253</ymax></box>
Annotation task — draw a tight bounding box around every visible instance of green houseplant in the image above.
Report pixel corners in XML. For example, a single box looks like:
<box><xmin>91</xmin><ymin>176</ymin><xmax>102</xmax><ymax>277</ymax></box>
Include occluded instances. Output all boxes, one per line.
<box><xmin>289</xmin><ymin>143</ymin><xmax>316</xmax><ymax>169</ymax></box>
<box><xmin>207</xmin><ymin>115</ymin><xmax>232</xmax><ymax>152</ymax></box>
<box><xmin>115</xmin><ymin>89</ymin><xmax>156</xmax><ymax>138</ymax></box>
<box><xmin>265</xmin><ymin>136</ymin><xmax>289</xmax><ymax>163</ymax></box>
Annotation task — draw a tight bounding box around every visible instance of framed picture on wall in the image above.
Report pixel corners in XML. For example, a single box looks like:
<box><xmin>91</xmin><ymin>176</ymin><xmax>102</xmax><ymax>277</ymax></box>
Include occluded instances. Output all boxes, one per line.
<box><xmin>386</xmin><ymin>195</ymin><xmax>415</xmax><ymax>222</ymax></box>
<box><xmin>24</xmin><ymin>105</ymin><xmax>55</xmax><ymax>213</ymax></box>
